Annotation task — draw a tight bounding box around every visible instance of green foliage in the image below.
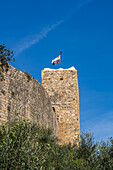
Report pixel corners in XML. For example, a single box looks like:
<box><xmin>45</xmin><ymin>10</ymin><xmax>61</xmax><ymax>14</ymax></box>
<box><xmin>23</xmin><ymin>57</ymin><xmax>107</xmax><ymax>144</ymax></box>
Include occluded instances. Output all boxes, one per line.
<box><xmin>77</xmin><ymin>131</ymin><xmax>98</xmax><ymax>167</ymax></box>
<box><xmin>23</xmin><ymin>69</ymin><xmax>32</xmax><ymax>82</ymax></box>
<box><xmin>0</xmin><ymin>115</ymin><xmax>56</xmax><ymax>169</ymax></box>
<box><xmin>0</xmin><ymin>117</ymin><xmax>113</xmax><ymax>169</ymax></box>
<box><xmin>1</xmin><ymin>89</ymin><xmax>5</xmax><ymax>95</ymax></box>
<box><xmin>11</xmin><ymin>91</ymin><xmax>15</xmax><ymax>96</ymax></box>
<box><xmin>7</xmin><ymin>106</ymin><xmax>11</xmax><ymax>112</ymax></box>
<box><xmin>97</xmin><ymin>140</ymin><xmax>113</xmax><ymax>169</ymax></box>
<box><xmin>109</xmin><ymin>137</ymin><xmax>113</xmax><ymax>158</ymax></box>
<box><xmin>0</xmin><ymin>44</ymin><xmax>15</xmax><ymax>81</ymax></box>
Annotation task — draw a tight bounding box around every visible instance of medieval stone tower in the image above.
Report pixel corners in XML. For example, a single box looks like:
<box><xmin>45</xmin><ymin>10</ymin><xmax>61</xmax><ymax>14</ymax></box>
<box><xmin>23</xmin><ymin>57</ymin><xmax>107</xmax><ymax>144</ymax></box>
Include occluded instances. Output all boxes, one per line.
<box><xmin>42</xmin><ymin>66</ymin><xmax>80</xmax><ymax>145</ymax></box>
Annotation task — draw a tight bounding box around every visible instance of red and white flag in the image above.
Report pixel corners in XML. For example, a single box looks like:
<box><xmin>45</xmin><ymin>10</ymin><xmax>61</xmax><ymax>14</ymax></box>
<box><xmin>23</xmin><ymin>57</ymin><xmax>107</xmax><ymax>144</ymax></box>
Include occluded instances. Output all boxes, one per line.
<box><xmin>52</xmin><ymin>55</ymin><xmax>61</xmax><ymax>65</ymax></box>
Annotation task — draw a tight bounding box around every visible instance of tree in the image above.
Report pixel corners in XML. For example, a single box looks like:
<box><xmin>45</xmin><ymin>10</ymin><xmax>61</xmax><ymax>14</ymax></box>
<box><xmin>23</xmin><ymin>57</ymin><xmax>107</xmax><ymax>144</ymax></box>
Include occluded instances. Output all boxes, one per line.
<box><xmin>0</xmin><ymin>113</ymin><xmax>56</xmax><ymax>169</ymax></box>
<box><xmin>0</xmin><ymin>112</ymin><xmax>113</xmax><ymax>169</ymax></box>
<box><xmin>77</xmin><ymin>131</ymin><xmax>98</xmax><ymax>169</ymax></box>
<box><xmin>0</xmin><ymin>44</ymin><xmax>15</xmax><ymax>80</ymax></box>
<box><xmin>96</xmin><ymin>138</ymin><xmax>113</xmax><ymax>170</ymax></box>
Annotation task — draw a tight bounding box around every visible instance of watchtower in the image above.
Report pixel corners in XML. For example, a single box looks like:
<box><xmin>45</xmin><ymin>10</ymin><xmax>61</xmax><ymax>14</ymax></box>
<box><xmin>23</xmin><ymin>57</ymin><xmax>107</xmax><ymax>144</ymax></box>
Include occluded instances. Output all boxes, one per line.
<box><xmin>42</xmin><ymin>67</ymin><xmax>80</xmax><ymax>145</ymax></box>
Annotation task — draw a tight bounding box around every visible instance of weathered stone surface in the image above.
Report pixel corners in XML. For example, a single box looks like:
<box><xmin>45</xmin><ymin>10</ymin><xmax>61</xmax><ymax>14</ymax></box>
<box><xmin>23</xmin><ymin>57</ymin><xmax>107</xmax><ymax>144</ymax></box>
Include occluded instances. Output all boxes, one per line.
<box><xmin>0</xmin><ymin>65</ymin><xmax>58</xmax><ymax>137</ymax></box>
<box><xmin>42</xmin><ymin>67</ymin><xmax>80</xmax><ymax>145</ymax></box>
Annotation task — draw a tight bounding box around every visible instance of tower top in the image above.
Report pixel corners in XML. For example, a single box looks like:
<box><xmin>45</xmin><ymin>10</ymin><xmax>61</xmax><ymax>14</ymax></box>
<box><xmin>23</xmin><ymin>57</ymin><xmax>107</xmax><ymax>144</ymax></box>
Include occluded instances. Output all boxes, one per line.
<box><xmin>43</xmin><ymin>66</ymin><xmax>76</xmax><ymax>71</ymax></box>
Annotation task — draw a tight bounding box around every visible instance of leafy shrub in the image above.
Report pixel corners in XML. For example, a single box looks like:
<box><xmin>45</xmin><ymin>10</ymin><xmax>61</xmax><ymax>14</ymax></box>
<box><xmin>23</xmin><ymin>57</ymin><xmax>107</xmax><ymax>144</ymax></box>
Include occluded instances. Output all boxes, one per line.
<box><xmin>23</xmin><ymin>69</ymin><xmax>32</xmax><ymax>82</ymax></box>
<box><xmin>0</xmin><ymin>44</ymin><xmax>15</xmax><ymax>81</ymax></box>
<box><xmin>0</xmin><ymin>116</ymin><xmax>113</xmax><ymax>169</ymax></box>
<box><xmin>0</xmin><ymin>115</ymin><xmax>56</xmax><ymax>169</ymax></box>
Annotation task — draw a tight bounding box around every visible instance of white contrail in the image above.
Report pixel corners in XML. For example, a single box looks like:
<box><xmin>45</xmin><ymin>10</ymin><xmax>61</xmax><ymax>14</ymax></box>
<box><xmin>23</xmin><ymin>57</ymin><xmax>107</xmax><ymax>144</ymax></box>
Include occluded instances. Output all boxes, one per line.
<box><xmin>65</xmin><ymin>0</ymin><xmax>94</xmax><ymax>20</ymax></box>
<box><xmin>14</xmin><ymin>20</ymin><xmax>63</xmax><ymax>56</ymax></box>
<box><xmin>14</xmin><ymin>0</ymin><xmax>94</xmax><ymax>56</ymax></box>
<box><xmin>76</xmin><ymin>0</ymin><xmax>94</xmax><ymax>11</ymax></box>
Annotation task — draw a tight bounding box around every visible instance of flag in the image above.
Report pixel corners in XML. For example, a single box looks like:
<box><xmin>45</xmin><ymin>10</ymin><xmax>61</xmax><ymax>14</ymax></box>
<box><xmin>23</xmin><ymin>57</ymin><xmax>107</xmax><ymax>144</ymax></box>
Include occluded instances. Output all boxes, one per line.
<box><xmin>52</xmin><ymin>55</ymin><xmax>61</xmax><ymax>65</ymax></box>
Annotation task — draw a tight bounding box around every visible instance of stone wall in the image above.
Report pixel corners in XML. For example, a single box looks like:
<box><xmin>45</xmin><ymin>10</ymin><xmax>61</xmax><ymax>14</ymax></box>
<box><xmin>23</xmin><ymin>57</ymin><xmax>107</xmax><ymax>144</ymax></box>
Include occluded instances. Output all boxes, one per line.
<box><xmin>0</xmin><ymin>65</ymin><xmax>58</xmax><ymax>137</ymax></box>
<box><xmin>42</xmin><ymin>67</ymin><xmax>80</xmax><ymax>145</ymax></box>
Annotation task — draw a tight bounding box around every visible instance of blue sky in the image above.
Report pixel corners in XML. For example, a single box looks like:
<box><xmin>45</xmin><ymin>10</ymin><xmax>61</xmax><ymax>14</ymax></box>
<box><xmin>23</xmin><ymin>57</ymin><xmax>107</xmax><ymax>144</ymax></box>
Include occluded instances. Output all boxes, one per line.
<box><xmin>0</xmin><ymin>0</ymin><xmax>113</xmax><ymax>142</ymax></box>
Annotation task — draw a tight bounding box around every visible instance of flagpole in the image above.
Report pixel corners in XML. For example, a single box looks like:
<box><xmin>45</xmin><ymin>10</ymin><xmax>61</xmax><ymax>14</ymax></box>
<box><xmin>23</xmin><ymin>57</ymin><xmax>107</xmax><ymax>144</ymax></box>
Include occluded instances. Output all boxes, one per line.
<box><xmin>60</xmin><ymin>51</ymin><xmax>62</xmax><ymax>68</ymax></box>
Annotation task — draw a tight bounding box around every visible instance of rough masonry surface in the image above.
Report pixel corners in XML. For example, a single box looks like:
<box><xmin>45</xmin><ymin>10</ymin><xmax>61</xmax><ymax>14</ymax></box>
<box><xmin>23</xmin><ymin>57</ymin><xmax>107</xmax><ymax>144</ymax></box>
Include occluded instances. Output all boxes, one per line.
<box><xmin>42</xmin><ymin>67</ymin><xmax>80</xmax><ymax>145</ymax></box>
<box><xmin>0</xmin><ymin>65</ymin><xmax>58</xmax><ymax>137</ymax></box>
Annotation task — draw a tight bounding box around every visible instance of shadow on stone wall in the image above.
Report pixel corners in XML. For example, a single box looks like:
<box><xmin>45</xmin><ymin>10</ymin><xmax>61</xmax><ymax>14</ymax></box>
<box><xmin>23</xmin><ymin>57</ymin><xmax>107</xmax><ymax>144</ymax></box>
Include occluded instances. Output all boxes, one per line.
<box><xmin>0</xmin><ymin>65</ymin><xmax>58</xmax><ymax>137</ymax></box>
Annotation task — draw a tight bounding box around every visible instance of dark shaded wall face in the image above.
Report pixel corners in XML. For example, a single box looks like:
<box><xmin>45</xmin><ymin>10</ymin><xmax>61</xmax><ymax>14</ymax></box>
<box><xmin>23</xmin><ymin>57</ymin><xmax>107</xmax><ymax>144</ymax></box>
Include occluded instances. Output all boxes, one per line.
<box><xmin>0</xmin><ymin>65</ymin><xmax>58</xmax><ymax>137</ymax></box>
